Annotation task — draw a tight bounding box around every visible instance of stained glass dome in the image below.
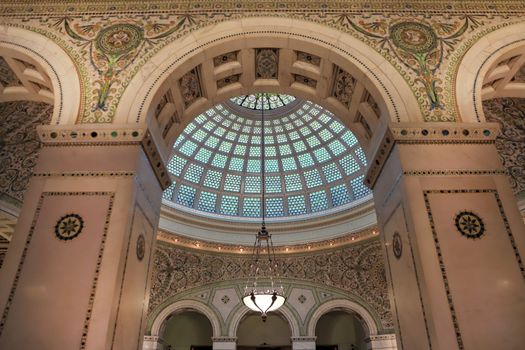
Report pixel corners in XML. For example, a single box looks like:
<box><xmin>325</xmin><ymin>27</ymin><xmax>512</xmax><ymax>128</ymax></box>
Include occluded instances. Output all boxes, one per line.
<box><xmin>163</xmin><ymin>95</ymin><xmax>371</xmax><ymax>220</ymax></box>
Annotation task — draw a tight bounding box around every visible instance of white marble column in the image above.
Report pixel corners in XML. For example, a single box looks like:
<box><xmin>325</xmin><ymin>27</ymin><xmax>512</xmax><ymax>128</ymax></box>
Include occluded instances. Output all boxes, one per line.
<box><xmin>143</xmin><ymin>335</ymin><xmax>167</xmax><ymax>350</ymax></box>
<box><xmin>213</xmin><ymin>337</ymin><xmax>237</xmax><ymax>350</ymax></box>
<box><xmin>367</xmin><ymin>122</ymin><xmax>525</xmax><ymax>350</ymax></box>
<box><xmin>0</xmin><ymin>125</ymin><xmax>170</xmax><ymax>350</ymax></box>
<box><xmin>291</xmin><ymin>336</ymin><xmax>316</xmax><ymax>350</ymax></box>
<box><xmin>365</xmin><ymin>334</ymin><xmax>397</xmax><ymax>350</ymax></box>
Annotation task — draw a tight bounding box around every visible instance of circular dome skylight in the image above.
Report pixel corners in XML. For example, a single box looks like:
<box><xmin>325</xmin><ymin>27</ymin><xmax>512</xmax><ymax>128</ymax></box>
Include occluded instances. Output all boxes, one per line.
<box><xmin>163</xmin><ymin>96</ymin><xmax>371</xmax><ymax>220</ymax></box>
<box><xmin>230</xmin><ymin>93</ymin><xmax>296</xmax><ymax>110</ymax></box>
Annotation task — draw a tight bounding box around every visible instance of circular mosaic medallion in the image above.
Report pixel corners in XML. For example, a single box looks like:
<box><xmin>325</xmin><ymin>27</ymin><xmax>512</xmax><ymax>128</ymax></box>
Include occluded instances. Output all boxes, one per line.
<box><xmin>55</xmin><ymin>214</ymin><xmax>84</xmax><ymax>241</ymax></box>
<box><xmin>390</xmin><ymin>21</ymin><xmax>437</xmax><ymax>54</ymax></box>
<box><xmin>136</xmin><ymin>234</ymin><xmax>145</xmax><ymax>261</ymax></box>
<box><xmin>95</xmin><ymin>24</ymin><xmax>144</xmax><ymax>56</ymax></box>
<box><xmin>455</xmin><ymin>211</ymin><xmax>485</xmax><ymax>239</ymax></box>
<box><xmin>392</xmin><ymin>231</ymin><xmax>402</xmax><ymax>259</ymax></box>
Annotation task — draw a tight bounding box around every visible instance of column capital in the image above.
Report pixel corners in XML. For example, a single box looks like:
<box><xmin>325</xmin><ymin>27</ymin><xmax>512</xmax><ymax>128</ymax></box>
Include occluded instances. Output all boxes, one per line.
<box><xmin>291</xmin><ymin>337</ymin><xmax>317</xmax><ymax>342</ymax></box>
<box><xmin>212</xmin><ymin>337</ymin><xmax>237</xmax><ymax>342</ymax></box>
<box><xmin>365</xmin><ymin>121</ymin><xmax>500</xmax><ymax>188</ymax></box>
<box><xmin>365</xmin><ymin>333</ymin><xmax>397</xmax><ymax>350</ymax></box>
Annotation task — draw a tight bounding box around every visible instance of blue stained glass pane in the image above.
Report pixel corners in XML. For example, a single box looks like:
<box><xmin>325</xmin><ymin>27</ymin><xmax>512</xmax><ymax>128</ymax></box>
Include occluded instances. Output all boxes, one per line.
<box><xmin>232</xmin><ymin>123</ymin><xmax>241</xmax><ymax>131</ymax></box>
<box><xmin>219</xmin><ymin>140</ymin><xmax>233</xmax><ymax>153</ymax></box>
<box><xmin>277</xmin><ymin>134</ymin><xmax>287</xmax><ymax>144</ymax></box>
<box><xmin>285</xmin><ymin>174</ymin><xmax>302</xmax><ymax>192</ymax></box>
<box><xmin>351</xmin><ymin>175</ymin><xmax>371</xmax><ymax>199</ymax></box>
<box><xmin>176</xmin><ymin>185</ymin><xmax>196</xmax><ymax>207</ymax></box>
<box><xmin>213</xmin><ymin>127</ymin><xmax>226</xmax><ymax>137</ymax></box>
<box><xmin>340</xmin><ymin>154</ymin><xmax>360</xmax><ymax>175</ymax></box>
<box><xmin>309</xmin><ymin>190</ymin><xmax>328</xmax><ymax>212</ymax></box>
<box><xmin>306</xmin><ymin>135</ymin><xmax>320</xmax><ymax>148</ymax></box>
<box><xmin>282</xmin><ymin>157</ymin><xmax>297</xmax><ymax>171</ymax></box>
<box><xmin>322</xmin><ymin>163</ymin><xmax>342</xmax><ymax>183</ymax></box>
<box><xmin>279</xmin><ymin>144</ymin><xmax>292</xmax><ymax>156</ymax></box>
<box><xmin>284</xmin><ymin>123</ymin><xmax>294</xmax><ymax>131</ymax></box>
<box><xmin>205</xmin><ymin>135</ymin><xmax>220</xmax><ymax>148</ymax></box>
<box><xmin>266</xmin><ymin>146</ymin><xmax>277</xmax><ymax>157</ymax></box>
<box><xmin>247</xmin><ymin>159</ymin><xmax>261</xmax><ymax>173</ymax></box>
<box><xmin>167</xmin><ymin>156</ymin><xmax>186</xmax><ymax>176</ymax></box>
<box><xmin>319</xmin><ymin>113</ymin><xmax>331</xmax><ymax>124</ymax></box>
<box><xmin>203</xmin><ymin>121</ymin><xmax>215</xmax><ymax>131</ymax></box>
<box><xmin>238</xmin><ymin>134</ymin><xmax>249</xmax><ymax>143</ymax></box>
<box><xmin>266</xmin><ymin>198</ymin><xmax>284</xmax><ymax>217</ymax></box>
<box><xmin>220</xmin><ymin>195</ymin><xmax>239</xmax><ymax>216</ymax></box>
<box><xmin>319</xmin><ymin>129</ymin><xmax>333</xmax><ymax>141</ymax></box>
<box><xmin>293</xmin><ymin>140</ymin><xmax>307</xmax><ymax>153</ymax></box>
<box><xmin>300</xmin><ymin>126</ymin><xmax>312</xmax><ymax>137</ymax></box>
<box><xmin>233</xmin><ymin>144</ymin><xmax>246</xmax><ymax>156</ymax></box>
<box><xmin>209</xmin><ymin>153</ymin><xmax>226</xmax><ymax>167</ymax></box>
<box><xmin>162</xmin><ymin>183</ymin><xmax>176</xmax><ymax>200</ymax></box>
<box><xmin>184</xmin><ymin>164</ymin><xmax>204</xmax><ymax>184</ymax></box>
<box><xmin>266</xmin><ymin>159</ymin><xmax>279</xmax><ymax>172</ymax></box>
<box><xmin>331</xmin><ymin>184</ymin><xmax>352</xmax><ymax>206</ymax></box>
<box><xmin>229</xmin><ymin>157</ymin><xmax>244</xmax><ymax>171</ymax></box>
<box><xmin>289</xmin><ymin>131</ymin><xmax>300</xmax><ymax>140</ymax></box>
<box><xmin>243</xmin><ymin>198</ymin><xmax>260</xmax><ymax>217</ymax></box>
<box><xmin>203</xmin><ymin>170</ymin><xmax>222</xmax><ymax>189</ymax></box>
<box><xmin>313</xmin><ymin>148</ymin><xmax>331</xmax><ymax>163</ymax></box>
<box><xmin>249</xmin><ymin>147</ymin><xmax>261</xmax><ymax>157</ymax></box>
<box><xmin>330</xmin><ymin>120</ymin><xmax>345</xmax><ymax>134</ymax></box>
<box><xmin>197</xmin><ymin>191</ymin><xmax>217</xmax><ymax>212</ymax></box>
<box><xmin>298</xmin><ymin>153</ymin><xmax>314</xmax><ymax>168</ymax></box>
<box><xmin>293</xmin><ymin>119</ymin><xmax>304</xmax><ymax>127</ymax></box>
<box><xmin>304</xmin><ymin>169</ymin><xmax>323</xmax><ymax>188</ymax></box>
<box><xmin>310</xmin><ymin>121</ymin><xmax>322</xmax><ymax>131</ymax></box>
<box><xmin>266</xmin><ymin>176</ymin><xmax>282</xmax><ymax>193</ymax></box>
<box><xmin>192</xmin><ymin>129</ymin><xmax>208</xmax><ymax>142</ymax></box>
<box><xmin>341</xmin><ymin>130</ymin><xmax>358</xmax><ymax>147</ymax></box>
<box><xmin>356</xmin><ymin>148</ymin><xmax>368</xmax><ymax>165</ymax></box>
<box><xmin>245</xmin><ymin>176</ymin><xmax>261</xmax><ymax>193</ymax></box>
<box><xmin>194</xmin><ymin>115</ymin><xmax>206</xmax><ymax>124</ymax></box>
<box><xmin>173</xmin><ymin>135</ymin><xmax>185</xmax><ymax>148</ymax></box>
<box><xmin>288</xmin><ymin>195</ymin><xmax>306</xmax><ymax>215</ymax></box>
<box><xmin>328</xmin><ymin>140</ymin><xmax>345</xmax><ymax>156</ymax></box>
<box><xmin>180</xmin><ymin>140</ymin><xmax>197</xmax><ymax>157</ymax></box>
<box><xmin>195</xmin><ymin>148</ymin><xmax>212</xmax><ymax>163</ymax></box>
<box><xmin>265</xmin><ymin>135</ymin><xmax>274</xmax><ymax>145</ymax></box>
<box><xmin>226</xmin><ymin>131</ymin><xmax>237</xmax><ymax>141</ymax></box>
<box><xmin>224</xmin><ymin>174</ymin><xmax>241</xmax><ymax>192</ymax></box>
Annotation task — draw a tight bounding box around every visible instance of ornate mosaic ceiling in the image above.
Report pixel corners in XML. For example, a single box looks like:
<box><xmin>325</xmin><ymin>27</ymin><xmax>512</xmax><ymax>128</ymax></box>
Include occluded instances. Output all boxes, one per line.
<box><xmin>163</xmin><ymin>96</ymin><xmax>371</xmax><ymax>219</ymax></box>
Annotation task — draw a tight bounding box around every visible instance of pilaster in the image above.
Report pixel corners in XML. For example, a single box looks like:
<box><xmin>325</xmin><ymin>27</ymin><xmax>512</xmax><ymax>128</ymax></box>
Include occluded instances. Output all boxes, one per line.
<box><xmin>367</xmin><ymin>122</ymin><xmax>525</xmax><ymax>350</ymax></box>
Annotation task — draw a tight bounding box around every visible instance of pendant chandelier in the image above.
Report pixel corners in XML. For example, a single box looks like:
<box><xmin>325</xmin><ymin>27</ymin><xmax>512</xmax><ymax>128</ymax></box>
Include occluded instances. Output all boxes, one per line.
<box><xmin>242</xmin><ymin>93</ymin><xmax>286</xmax><ymax>321</ymax></box>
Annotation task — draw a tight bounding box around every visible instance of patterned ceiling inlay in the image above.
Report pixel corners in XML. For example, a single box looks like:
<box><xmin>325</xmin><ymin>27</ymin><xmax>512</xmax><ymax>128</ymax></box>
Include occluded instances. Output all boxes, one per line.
<box><xmin>255</xmin><ymin>48</ymin><xmax>279</xmax><ymax>79</ymax></box>
<box><xmin>483</xmin><ymin>97</ymin><xmax>525</xmax><ymax>195</ymax></box>
<box><xmin>454</xmin><ymin>211</ymin><xmax>485</xmax><ymax>239</ymax></box>
<box><xmin>150</xmin><ymin>239</ymin><xmax>392</xmax><ymax>328</ymax></box>
<box><xmin>216</xmin><ymin>74</ymin><xmax>240</xmax><ymax>89</ymax></box>
<box><xmin>221</xmin><ymin>295</ymin><xmax>230</xmax><ymax>304</ymax></box>
<box><xmin>294</xmin><ymin>74</ymin><xmax>317</xmax><ymax>88</ymax></box>
<box><xmin>136</xmin><ymin>234</ymin><xmax>146</xmax><ymax>261</ymax></box>
<box><xmin>213</xmin><ymin>51</ymin><xmax>238</xmax><ymax>67</ymax></box>
<box><xmin>163</xmin><ymin>97</ymin><xmax>371</xmax><ymax>219</ymax></box>
<box><xmin>0</xmin><ymin>101</ymin><xmax>53</xmax><ymax>205</ymax></box>
<box><xmin>297</xmin><ymin>294</ymin><xmax>307</xmax><ymax>304</ymax></box>
<box><xmin>296</xmin><ymin>51</ymin><xmax>321</xmax><ymax>66</ymax></box>
<box><xmin>54</xmin><ymin>214</ymin><xmax>84</xmax><ymax>241</ymax></box>
<box><xmin>0</xmin><ymin>57</ymin><xmax>21</xmax><ymax>87</ymax></box>
<box><xmin>332</xmin><ymin>66</ymin><xmax>356</xmax><ymax>109</ymax></box>
<box><xmin>179</xmin><ymin>67</ymin><xmax>203</xmax><ymax>108</ymax></box>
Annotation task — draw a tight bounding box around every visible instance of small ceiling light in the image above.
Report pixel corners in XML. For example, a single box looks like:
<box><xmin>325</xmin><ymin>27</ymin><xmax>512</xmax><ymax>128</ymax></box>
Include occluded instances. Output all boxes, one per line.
<box><xmin>242</xmin><ymin>93</ymin><xmax>286</xmax><ymax>322</ymax></box>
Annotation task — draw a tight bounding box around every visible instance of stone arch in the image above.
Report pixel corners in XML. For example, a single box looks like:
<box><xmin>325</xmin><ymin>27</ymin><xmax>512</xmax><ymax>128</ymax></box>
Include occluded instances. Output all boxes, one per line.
<box><xmin>150</xmin><ymin>299</ymin><xmax>222</xmax><ymax>338</ymax></box>
<box><xmin>228</xmin><ymin>303</ymin><xmax>300</xmax><ymax>338</ymax></box>
<box><xmin>0</xmin><ymin>25</ymin><xmax>81</xmax><ymax>125</ymax></box>
<box><xmin>455</xmin><ymin>22</ymin><xmax>525</xmax><ymax>123</ymax></box>
<box><xmin>117</xmin><ymin>16</ymin><xmax>420</xmax><ymax>152</ymax></box>
<box><xmin>306</xmin><ymin>299</ymin><xmax>379</xmax><ymax>338</ymax></box>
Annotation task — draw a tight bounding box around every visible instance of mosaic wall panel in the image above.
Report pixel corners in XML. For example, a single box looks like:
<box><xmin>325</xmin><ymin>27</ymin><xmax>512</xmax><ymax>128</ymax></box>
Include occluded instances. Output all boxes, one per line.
<box><xmin>150</xmin><ymin>239</ymin><xmax>393</xmax><ymax>328</ymax></box>
<box><xmin>0</xmin><ymin>101</ymin><xmax>53</xmax><ymax>206</ymax></box>
<box><xmin>483</xmin><ymin>97</ymin><xmax>525</xmax><ymax>195</ymax></box>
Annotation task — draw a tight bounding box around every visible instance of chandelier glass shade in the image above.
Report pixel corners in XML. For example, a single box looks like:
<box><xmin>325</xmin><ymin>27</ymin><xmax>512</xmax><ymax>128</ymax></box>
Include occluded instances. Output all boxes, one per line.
<box><xmin>242</xmin><ymin>94</ymin><xmax>286</xmax><ymax>321</ymax></box>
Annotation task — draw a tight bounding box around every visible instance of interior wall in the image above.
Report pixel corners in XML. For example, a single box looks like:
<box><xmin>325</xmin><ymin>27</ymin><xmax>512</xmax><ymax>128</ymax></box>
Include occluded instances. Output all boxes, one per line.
<box><xmin>237</xmin><ymin>313</ymin><xmax>291</xmax><ymax>347</ymax></box>
<box><xmin>315</xmin><ymin>311</ymin><xmax>367</xmax><ymax>350</ymax></box>
<box><xmin>162</xmin><ymin>311</ymin><xmax>213</xmax><ymax>350</ymax></box>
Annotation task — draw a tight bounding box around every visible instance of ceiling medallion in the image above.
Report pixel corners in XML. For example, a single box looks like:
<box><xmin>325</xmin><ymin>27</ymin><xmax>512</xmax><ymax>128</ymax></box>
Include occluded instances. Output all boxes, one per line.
<box><xmin>54</xmin><ymin>214</ymin><xmax>84</xmax><ymax>241</ymax></box>
<box><xmin>136</xmin><ymin>234</ymin><xmax>146</xmax><ymax>261</ymax></box>
<box><xmin>454</xmin><ymin>211</ymin><xmax>485</xmax><ymax>239</ymax></box>
<box><xmin>392</xmin><ymin>231</ymin><xmax>402</xmax><ymax>259</ymax></box>
<box><xmin>390</xmin><ymin>21</ymin><xmax>437</xmax><ymax>54</ymax></box>
<box><xmin>95</xmin><ymin>23</ymin><xmax>144</xmax><ymax>56</ymax></box>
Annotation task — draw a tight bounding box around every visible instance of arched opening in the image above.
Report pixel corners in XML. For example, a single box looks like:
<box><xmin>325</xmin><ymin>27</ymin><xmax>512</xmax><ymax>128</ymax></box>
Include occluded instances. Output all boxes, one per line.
<box><xmin>161</xmin><ymin>310</ymin><xmax>213</xmax><ymax>350</ymax></box>
<box><xmin>237</xmin><ymin>312</ymin><xmax>292</xmax><ymax>350</ymax></box>
<box><xmin>315</xmin><ymin>311</ymin><xmax>368</xmax><ymax>350</ymax></box>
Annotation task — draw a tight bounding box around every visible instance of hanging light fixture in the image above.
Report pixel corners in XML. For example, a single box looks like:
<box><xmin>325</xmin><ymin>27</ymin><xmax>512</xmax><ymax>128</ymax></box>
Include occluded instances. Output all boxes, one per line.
<box><xmin>242</xmin><ymin>93</ymin><xmax>286</xmax><ymax>321</ymax></box>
